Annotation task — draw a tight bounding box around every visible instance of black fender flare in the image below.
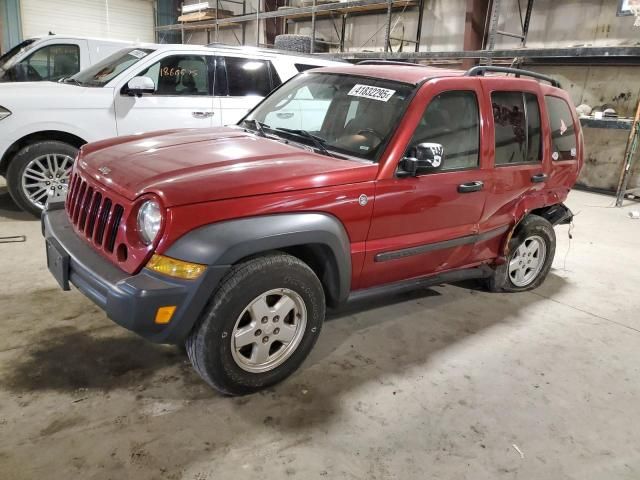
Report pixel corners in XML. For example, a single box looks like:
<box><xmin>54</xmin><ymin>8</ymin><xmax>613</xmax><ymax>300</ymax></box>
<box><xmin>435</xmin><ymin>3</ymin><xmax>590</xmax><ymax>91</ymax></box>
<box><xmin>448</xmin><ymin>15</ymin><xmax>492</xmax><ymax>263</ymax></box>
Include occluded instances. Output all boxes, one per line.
<box><xmin>165</xmin><ymin>213</ymin><xmax>352</xmax><ymax>304</ymax></box>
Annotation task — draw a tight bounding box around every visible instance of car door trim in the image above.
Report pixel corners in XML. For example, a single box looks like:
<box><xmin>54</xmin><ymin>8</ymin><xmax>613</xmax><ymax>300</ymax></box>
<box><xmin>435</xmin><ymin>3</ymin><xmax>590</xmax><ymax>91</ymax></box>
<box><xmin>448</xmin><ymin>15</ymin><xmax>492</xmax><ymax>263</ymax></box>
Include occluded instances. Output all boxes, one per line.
<box><xmin>374</xmin><ymin>225</ymin><xmax>509</xmax><ymax>262</ymax></box>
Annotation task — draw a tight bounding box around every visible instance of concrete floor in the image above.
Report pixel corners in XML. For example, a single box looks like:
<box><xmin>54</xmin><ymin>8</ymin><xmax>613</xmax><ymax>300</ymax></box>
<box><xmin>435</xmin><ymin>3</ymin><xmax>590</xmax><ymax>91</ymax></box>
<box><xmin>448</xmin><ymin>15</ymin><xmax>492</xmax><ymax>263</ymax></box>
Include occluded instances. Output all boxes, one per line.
<box><xmin>1</xmin><ymin>182</ymin><xmax>640</xmax><ymax>480</ymax></box>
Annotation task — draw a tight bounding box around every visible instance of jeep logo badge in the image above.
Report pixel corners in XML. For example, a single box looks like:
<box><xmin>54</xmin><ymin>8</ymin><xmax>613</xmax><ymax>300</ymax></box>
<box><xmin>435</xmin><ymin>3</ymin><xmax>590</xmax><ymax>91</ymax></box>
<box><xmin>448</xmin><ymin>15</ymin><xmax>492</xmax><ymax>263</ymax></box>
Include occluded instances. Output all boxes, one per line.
<box><xmin>358</xmin><ymin>194</ymin><xmax>368</xmax><ymax>206</ymax></box>
<box><xmin>98</xmin><ymin>166</ymin><xmax>111</xmax><ymax>175</ymax></box>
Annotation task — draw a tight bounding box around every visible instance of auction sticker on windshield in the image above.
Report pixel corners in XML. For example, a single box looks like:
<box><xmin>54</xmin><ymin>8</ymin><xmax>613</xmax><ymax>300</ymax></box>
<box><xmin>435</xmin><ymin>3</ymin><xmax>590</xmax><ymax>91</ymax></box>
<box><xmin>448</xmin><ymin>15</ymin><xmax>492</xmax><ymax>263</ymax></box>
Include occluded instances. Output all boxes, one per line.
<box><xmin>348</xmin><ymin>84</ymin><xmax>396</xmax><ymax>102</ymax></box>
<box><xmin>129</xmin><ymin>49</ymin><xmax>149</xmax><ymax>59</ymax></box>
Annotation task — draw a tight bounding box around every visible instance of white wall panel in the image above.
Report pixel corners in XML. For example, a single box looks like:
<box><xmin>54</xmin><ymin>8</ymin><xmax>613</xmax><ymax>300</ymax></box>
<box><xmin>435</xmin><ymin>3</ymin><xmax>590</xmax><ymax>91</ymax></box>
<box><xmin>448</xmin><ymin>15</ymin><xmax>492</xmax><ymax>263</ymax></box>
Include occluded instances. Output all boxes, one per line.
<box><xmin>21</xmin><ymin>0</ymin><xmax>154</xmax><ymax>42</ymax></box>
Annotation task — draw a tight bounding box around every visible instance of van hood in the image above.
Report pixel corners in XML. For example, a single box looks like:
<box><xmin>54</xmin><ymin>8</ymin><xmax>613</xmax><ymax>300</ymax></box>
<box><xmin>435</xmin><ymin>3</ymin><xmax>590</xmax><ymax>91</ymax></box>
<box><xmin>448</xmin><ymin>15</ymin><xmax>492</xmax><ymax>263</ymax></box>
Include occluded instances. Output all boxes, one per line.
<box><xmin>77</xmin><ymin>127</ymin><xmax>378</xmax><ymax>207</ymax></box>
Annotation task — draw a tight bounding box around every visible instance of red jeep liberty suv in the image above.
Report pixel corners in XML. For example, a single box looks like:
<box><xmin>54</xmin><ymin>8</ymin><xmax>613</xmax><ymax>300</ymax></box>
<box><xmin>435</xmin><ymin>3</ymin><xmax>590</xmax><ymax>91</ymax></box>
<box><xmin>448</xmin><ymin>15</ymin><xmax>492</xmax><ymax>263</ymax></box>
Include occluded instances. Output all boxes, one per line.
<box><xmin>43</xmin><ymin>64</ymin><xmax>582</xmax><ymax>395</ymax></box>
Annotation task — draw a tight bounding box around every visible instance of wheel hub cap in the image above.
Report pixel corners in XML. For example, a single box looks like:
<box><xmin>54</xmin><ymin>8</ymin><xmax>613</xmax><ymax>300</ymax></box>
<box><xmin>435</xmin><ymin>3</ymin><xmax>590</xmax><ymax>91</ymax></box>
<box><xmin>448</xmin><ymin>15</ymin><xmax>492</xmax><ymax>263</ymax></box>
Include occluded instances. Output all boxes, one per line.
<box><xmin>508</xmin><ymin>235</ymin><xmax>547</xmax><ymax>287</ymax></box>
<box><xmin>21</xmin><ymin>154</ymin><xmax>74</xmax><ymax>210</ymax></box>
<box><xmin>231</xmin><ymin>288</ymin><xmax>307</xmax><ymax>373</ymax></box>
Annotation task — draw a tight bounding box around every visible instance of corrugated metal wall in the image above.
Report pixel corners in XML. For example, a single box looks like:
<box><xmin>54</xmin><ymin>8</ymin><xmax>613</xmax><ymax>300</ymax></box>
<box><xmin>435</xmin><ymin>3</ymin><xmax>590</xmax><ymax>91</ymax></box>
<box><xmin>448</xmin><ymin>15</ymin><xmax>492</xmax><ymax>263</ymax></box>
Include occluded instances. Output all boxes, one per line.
<box><xmin>20</xmin><ymin>0</ymin><xmax>155</xmax><ymax>42</ymax></box>
<box><xmin>1</xmin><ymin>0</ymin><xmax>24</xmax><ymax>50</ymax></box>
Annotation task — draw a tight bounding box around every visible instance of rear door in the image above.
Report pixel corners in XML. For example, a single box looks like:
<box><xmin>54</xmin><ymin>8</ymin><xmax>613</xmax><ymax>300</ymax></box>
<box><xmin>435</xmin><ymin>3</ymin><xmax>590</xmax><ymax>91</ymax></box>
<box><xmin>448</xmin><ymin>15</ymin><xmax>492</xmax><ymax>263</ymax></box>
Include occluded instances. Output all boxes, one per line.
<box><xmin>216</xmin><ymin>55</ymin><xmax>282</xmax><ymax>125</ymax></box>
<box><xmin>360</xmin><ymin>79</ymin><xmax>490</xmax><ymax>288</ymax></box>
<box><xmin>114</xmin><ymin>52</ymin><xmax>216</xmax><ymax>135</ymax></box>
<box><xmin>475</xmin><ymin>79</ymin><xmax>548</xmax><ymax>261</ymax></box>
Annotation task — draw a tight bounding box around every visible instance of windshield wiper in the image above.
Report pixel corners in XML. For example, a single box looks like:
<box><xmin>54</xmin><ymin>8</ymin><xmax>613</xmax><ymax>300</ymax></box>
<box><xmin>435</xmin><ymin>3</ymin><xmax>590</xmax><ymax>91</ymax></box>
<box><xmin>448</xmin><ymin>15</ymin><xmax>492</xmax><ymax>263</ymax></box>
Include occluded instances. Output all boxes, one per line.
<box><xmin>274</xmin><ymin>128</ymin><xmax>335</xmax><ymax>158</ymax></box>
<box><xmin>242</xmin><ymin>119</ymin><xmax>267</xmax><ymax>137</ymax></box>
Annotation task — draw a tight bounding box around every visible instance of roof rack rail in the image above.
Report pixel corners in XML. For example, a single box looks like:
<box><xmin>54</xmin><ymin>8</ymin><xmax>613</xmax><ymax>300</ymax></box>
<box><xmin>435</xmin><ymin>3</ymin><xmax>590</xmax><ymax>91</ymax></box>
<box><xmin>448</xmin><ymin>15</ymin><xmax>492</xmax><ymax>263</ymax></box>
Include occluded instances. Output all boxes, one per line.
<box><xmin>357</xmin><ymin>60</ymin><xmax>425</xmax><ymax>67</ymax></box>
<box><xmin>464</xmin><ymin>66</ymin><xmax>561</xmax><ymax>88</ymax></box>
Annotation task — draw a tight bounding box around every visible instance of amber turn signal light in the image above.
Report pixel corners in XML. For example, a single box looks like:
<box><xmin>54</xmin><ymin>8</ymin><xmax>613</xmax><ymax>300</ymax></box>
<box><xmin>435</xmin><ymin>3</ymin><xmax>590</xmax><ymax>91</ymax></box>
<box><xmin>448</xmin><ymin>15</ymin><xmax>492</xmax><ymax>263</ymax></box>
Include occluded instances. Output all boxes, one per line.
<box><xmin>146</xmin><ymin>254</ymin><xmax>206</xmax><ymax>280</ymax></box>
<box><xmin>155</xmin><ymin>306</ymin><xmax>177</xmax><ymax>324</ymax></box>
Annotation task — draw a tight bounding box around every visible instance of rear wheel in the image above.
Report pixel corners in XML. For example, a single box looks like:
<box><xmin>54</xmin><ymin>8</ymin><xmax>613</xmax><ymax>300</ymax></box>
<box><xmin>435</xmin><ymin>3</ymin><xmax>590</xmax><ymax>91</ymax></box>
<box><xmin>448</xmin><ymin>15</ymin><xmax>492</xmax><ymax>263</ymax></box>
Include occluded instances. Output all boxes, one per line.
<box><xmin>6</xmin><ymin>141</ymin><xmax>77</xmax><ymax>217</ymax></box>
<box><xmin>485</xmin><ymin>215</ymin><xmax>556</xmax><ymax>292</ymax></box>
<box><xmin>186</xmin><ymin>253</ymin><xmax>325</xmax><ymax>395</ymax></box>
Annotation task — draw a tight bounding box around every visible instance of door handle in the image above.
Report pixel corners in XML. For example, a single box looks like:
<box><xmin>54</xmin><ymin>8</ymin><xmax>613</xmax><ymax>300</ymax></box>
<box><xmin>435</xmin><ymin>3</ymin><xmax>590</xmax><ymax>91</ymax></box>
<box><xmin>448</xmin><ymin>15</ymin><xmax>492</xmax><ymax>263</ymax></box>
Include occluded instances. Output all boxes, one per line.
<box><xmin>276</xmin><ymin>112</ymin><xmax>294</xmax><ymax>119</ymax></box>
<box><xmin>457</xmin><ymin>181</ymin><xmax>484</xmax><ymax>193</ymax></box>
<box><xmin>531</xmin><ymin>173</ymin><xmax>548</xmax><ymax>183</ymax></box>
<box><xmin>192</xmin><ymin>111</ymin><xmax>215</xmax><ymax>119</ymax></box>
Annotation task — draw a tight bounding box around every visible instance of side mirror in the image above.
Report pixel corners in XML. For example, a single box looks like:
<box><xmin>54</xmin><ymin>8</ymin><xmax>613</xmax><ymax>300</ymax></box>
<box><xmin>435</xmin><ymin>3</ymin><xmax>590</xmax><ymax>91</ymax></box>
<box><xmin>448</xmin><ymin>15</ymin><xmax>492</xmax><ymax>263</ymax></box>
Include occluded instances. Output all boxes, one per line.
<box><xmin>399</xmin><ymin>142</ymin><xmax>444</xmax><ymax>177</ymax></box>
<box><xmin>126</xmin><ymin>76</ymin><xmax>155</xmax><ymax>97</ymax></box>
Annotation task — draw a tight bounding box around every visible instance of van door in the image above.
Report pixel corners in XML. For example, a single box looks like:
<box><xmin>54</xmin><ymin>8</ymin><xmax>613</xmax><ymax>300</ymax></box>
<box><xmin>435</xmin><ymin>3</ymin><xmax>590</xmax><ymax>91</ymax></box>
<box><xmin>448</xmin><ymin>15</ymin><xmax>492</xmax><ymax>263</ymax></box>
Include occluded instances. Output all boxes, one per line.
<box><xmin>360</xmin><ymin>81</ymin><xmax>491</xmax><ymax>289</ymax></box>
<box><xmin>216</xmin><ymin>56</ymin><xmax>281</xmax><ymax>125</ymax></box>
<box><xmin>114</xmin><ymin>53</ymin><xmax>216</xmax><ymax>135</ymax></box>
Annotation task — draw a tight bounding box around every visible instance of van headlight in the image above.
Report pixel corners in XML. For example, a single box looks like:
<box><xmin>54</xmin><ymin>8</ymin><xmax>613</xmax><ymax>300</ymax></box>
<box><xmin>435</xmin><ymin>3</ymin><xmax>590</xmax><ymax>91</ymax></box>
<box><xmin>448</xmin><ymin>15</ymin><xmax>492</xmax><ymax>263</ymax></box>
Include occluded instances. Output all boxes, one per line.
<box><xmin>0</xmin><ymin>106</ymin><xmax>11</xmax><ymax>121</ymax></box>
<box><xmin>137</xmin><ymin>200</ymin><xmax>162</xmax><ymax>245</ymax></box>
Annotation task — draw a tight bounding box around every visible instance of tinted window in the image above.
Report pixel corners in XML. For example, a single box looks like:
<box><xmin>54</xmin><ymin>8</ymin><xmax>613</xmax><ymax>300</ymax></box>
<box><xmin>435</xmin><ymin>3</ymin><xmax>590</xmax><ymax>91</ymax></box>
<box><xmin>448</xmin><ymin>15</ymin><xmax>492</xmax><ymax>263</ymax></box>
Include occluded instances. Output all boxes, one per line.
<box><xmin>225</xmin><ymin>57</ymin><xmax>272</xmax><ymax>96</ymax></box>
<box><xmin>492</xmin><ymin>91</ymin><xmax>542</xmax><ymax>165</ymax></box>
<box><xmin>18</xmin><ymin>44</ymin><xmax>80</xmax><ymax>81</ymax></box>
<box><xmin>408</xmin><ymin>90</ymin><xmax>480</xmax><ymax>171</ymax></box>
<box><xmin>139</xmin><ymin>54</ymin><xmax>210</xmax><ymax>96</ymax></box>
<box><xmin>545</xmin><ymin>95</ymin><xmax>577</xmax><ymax>160</ymax></box>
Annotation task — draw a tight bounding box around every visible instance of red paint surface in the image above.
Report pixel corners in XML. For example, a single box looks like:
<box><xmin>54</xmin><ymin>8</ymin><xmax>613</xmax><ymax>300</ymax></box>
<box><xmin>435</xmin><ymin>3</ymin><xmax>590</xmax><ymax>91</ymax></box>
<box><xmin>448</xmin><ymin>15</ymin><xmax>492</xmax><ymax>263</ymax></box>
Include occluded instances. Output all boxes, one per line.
<box><xmin>70</xmin><ymin>66</ymin><xmax>583</xmax><ymax>290</ymax></box>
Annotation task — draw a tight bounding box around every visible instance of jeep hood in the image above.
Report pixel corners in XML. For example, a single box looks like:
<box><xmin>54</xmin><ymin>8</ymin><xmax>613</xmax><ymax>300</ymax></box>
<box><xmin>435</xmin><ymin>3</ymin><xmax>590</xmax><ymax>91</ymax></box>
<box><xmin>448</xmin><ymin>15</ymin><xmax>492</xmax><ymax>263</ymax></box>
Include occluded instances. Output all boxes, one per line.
<box><xmin>78</xmin><ymin>127</ymin><xmax>378</xmax><ymax>207</ymax></box>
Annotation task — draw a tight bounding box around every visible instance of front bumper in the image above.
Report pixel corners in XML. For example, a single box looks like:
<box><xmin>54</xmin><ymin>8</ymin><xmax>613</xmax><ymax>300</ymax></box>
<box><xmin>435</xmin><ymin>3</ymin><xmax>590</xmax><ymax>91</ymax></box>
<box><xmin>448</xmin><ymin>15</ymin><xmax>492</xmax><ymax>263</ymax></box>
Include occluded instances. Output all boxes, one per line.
<box><xmin>42</xmin><ymin>207</ymin><xmax>230</xmax><ymax>344</ymax></box>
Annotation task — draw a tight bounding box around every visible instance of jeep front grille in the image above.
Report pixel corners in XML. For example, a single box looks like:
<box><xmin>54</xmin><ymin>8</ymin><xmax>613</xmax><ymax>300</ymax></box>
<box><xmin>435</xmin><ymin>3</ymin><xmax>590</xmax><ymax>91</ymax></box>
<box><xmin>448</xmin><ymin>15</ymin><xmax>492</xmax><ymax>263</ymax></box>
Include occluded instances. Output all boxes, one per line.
<box><xmin>66</xmin><ymin>173</ymin><xmax>124</xmax><ymax>253</ymax></box>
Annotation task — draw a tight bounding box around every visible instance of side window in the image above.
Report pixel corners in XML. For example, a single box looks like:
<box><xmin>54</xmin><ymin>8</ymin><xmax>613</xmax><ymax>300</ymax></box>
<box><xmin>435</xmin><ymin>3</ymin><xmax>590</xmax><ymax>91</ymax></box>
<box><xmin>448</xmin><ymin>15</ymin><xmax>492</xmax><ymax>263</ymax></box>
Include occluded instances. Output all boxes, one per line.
<box><xmin>138</xmin><ymin>55</ymin><xmax>210</xmax><ymax>96</ymax></box>
<box><xmin>545</xmin><ymin>96</ymin><xmax>577</xmax><ymax>160</ymax></box>
<box><xmin>408</xmin><ymin>90</ymin><xmax>480</xmax><ymax>171</ymax></box>
<box><xmin>492</xmin><ymin>91</ymin><xmax>542</xmax><ymax>165</ymax></box>
<box><xmin>20</xmin><ymin>44</ymin><xmax>80</xmax><ymax>81</ymax></box>
<box><xmin>225</xmin><ymin>57</ymin><xmax>272</xmax><ymax>97</ymax></box>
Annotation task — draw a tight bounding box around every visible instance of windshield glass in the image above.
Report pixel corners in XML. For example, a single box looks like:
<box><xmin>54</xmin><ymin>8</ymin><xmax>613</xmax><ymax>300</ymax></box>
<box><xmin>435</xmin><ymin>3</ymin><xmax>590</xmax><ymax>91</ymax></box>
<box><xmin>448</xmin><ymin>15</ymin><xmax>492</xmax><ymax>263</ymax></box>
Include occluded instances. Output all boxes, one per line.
<box><xmin>0</xmin><ymin>38</ymin><xmax>38</xmax><ymax>70</ymax></box>
<box><xmin>244</xmin><ymin>73</ymin><xmax>415</xmax><ymax>161</ymax></box>
<box><xmin>71</xmin><ymin>48</ymin><xmax>155</xmax><ymax>87</ymax></box>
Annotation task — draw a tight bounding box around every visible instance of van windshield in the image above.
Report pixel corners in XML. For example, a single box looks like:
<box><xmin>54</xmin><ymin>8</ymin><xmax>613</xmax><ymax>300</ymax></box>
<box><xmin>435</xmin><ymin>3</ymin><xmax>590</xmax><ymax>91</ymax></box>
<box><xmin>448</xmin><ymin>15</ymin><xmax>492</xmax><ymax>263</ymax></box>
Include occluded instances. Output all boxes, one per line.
<box><xmin>0</xmin><ymin>38</ymin><xmax>38</xmax><ymax>71</ymax></box>
<box><xmin>69</xmin><ymin>48</ymin><xmax>155</xmax><ymax>87</ymax></box>
<box><xmin>243</xmin><ymin>72</ymin><xmax>415</xmax><ymax>161</ymax></box>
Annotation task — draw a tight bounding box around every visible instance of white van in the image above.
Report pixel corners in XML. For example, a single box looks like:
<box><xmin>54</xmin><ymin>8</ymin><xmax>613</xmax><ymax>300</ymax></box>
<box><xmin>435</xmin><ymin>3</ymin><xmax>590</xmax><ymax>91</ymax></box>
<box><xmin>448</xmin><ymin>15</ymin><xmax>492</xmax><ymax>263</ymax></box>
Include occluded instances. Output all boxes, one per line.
<box><xmin>0</xmin><ymin>35</ymin><xmax>133</xmax><ymax>83</ymax></box>
<box><xmin>0</xmin><ymin>43</ymin><xmax>343</xmax><ymax>215</ymax></box>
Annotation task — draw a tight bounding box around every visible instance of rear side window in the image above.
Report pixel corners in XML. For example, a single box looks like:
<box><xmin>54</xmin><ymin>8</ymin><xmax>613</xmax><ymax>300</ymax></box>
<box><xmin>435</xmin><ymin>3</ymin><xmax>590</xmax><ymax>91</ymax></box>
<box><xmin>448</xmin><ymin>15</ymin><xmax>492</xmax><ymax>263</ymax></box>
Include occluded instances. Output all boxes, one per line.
<box><xmin>409</xmin><ymin>90</ymin><xmax>480</xmax><ymax>171</ymax></box>
<box><xmin>545</xmin><ymin>96</ymin><xmax>577</xmax><ymax>160</ymax></box>
<box><xmin>492</xmin><ymin>91</ymin><xmax>542</xmax><ymax>165</ymax></box>
<box><xmin>224</xmin><ymin>57</ymin><xmax>276</xmax><ymax>97</ymax></box>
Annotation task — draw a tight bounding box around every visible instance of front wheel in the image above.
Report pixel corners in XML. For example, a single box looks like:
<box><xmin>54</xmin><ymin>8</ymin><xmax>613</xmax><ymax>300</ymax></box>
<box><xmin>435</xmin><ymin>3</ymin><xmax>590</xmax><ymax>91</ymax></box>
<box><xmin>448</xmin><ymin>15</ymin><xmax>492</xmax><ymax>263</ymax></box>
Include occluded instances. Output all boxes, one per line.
<box><xmin>485</xmin><ymin>215</ymin><xmax>556</xmax><ymax>292</ymax></box>
<box><xmin>186</xmin><ymin>253</ymin><xmax>325</xmax><ymax>395</ymax></box>
<box><xmin>6</xmin><ymin>141</ymin><xmax>78</xmax><ymax>217</ymax></box>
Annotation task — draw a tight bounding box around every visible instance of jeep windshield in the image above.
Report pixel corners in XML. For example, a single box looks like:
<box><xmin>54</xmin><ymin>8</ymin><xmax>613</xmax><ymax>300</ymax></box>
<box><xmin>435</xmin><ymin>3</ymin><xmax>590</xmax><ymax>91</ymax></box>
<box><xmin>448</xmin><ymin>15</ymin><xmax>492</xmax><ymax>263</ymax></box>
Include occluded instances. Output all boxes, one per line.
<box><xmin>243</xmin><ymin>73</ymin><xmax>415</xmax><ymax>161</ymax></box>
<box><xmin>67</xmin><ymin>48</ymin><xmax>155</xmax><ymax>87</ymax></box>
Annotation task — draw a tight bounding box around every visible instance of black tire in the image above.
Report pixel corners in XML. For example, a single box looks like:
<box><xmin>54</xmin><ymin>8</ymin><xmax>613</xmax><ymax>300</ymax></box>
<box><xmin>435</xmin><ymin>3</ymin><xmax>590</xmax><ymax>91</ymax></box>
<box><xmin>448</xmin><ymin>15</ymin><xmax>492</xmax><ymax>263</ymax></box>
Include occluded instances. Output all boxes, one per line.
<box><xmin>485</xmin><ymin>215</ymin><xmax>556</xmax><ymax>292</ymax></box>
<box><xmin>7</xmin><ymin>140</ymin><xmax>78</xmax><ymax>217</ymax></box>
<box><xmin>186</xmin><ymin>253</ymin><xmax>325</xmax><ymax>395</ymax></box>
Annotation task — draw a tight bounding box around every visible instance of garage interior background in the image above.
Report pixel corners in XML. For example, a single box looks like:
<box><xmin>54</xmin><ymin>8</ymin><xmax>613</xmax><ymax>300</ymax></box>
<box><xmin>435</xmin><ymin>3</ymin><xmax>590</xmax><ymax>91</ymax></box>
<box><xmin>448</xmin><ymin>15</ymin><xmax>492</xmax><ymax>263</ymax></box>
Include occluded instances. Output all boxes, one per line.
<box><xmin>1</xmin><ymin>0</ymin><xmax>639</xmax><ymax>195</ymax></box>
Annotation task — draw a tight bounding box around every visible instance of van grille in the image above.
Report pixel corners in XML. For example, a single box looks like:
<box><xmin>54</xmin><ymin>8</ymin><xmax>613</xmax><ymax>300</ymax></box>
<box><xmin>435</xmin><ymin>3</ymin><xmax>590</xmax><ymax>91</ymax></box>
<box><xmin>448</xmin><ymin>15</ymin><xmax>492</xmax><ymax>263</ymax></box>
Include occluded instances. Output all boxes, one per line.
<box><xmin>66</xmin><ymin>173</ymin><xmax>125</xmax><ymax>253</ymax></box>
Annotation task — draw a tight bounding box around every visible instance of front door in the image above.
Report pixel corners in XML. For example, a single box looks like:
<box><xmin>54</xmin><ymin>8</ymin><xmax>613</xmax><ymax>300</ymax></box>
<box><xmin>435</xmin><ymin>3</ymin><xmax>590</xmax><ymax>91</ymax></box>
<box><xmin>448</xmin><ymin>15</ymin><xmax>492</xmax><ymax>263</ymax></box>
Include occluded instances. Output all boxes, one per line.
<box><xmin>360</xmin><ymin>82</ymin><xmax>490</xmax><ymax>289</ymax></box>
<box><xmin>114</xmin><ymin>53</ymin><xmax>216</xmax><ymax>135</ymax></box>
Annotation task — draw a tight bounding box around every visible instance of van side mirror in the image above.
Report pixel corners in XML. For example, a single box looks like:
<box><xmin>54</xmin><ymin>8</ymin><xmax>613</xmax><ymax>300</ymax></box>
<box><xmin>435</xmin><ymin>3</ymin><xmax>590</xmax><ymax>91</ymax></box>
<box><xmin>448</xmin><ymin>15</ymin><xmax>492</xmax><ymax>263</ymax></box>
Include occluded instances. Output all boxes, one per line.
<box><xmin>126</xmin><ymin>76</ymin><xmax>155</xmax><ymax>97</ymax></box>
<box><xmin>399</xmin><ymin>142</ymin><xmax>444</xmax><ymax>177</ymax></box>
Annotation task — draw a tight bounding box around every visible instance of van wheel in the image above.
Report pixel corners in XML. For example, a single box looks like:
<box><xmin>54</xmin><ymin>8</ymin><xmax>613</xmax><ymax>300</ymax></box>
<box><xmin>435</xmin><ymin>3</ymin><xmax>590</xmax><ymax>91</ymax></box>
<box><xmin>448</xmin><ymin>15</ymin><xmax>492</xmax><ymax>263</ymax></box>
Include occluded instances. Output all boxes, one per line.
<box><xmin>485</xmin><ymin>215</ymin><xmax>556</xmax><ymax>292</ymax></box>
<box><xmin>186</xmin><ymin>253</ymin><xmax>325</xmax><ymax>395</ymax></box>
<box><xmin>7</xmin><ymin>141</ymin><xmax>77</xmax><ymax>217</ymax></box>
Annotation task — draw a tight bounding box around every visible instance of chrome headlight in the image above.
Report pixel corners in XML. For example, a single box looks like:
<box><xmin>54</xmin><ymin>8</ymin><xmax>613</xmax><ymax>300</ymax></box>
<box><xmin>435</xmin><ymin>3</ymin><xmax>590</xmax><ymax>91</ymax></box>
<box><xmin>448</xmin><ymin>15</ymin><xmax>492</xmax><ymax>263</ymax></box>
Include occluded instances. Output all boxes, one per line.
<box><xmin>0</xmin><ymin>106</ymin><xmax>11</xmax><ymax>121</ymax></box>
<box><xmin>137</xmin><ymin>200</ymin><xmax>162</xmax><ymax>245</ymax></box>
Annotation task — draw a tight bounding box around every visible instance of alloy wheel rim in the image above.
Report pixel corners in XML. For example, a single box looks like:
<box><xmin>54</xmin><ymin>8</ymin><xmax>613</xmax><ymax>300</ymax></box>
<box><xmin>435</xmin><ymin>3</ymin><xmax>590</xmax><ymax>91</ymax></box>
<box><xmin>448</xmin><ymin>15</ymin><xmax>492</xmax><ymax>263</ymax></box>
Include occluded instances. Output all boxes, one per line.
<box><xmin>231</xmin><ymin>288</ymin><xmax>307</xmax><ymax>373</ymax></box>
<box><xmin>21</xmin><ymin>154</ymin><xmax>74</xmax><ymax>210</ymax></box>
<box><xmin>508</xmin><ymin>235</ymin><xmax>547</xmax><ymax>287</ymax></box>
